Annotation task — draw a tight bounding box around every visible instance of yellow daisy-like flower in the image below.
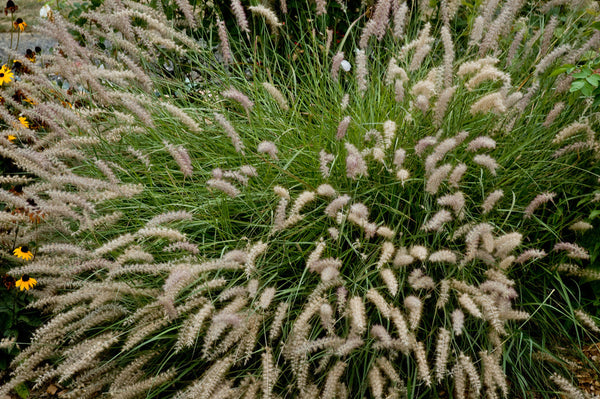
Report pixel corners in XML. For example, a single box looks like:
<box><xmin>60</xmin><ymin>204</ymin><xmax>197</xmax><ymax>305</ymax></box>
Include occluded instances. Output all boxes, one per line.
<box><xmin>18</xmin><ymin>116</ymin><xmax>28</xmax><ymax>128</ymax></box>
<box><xmin>0</xmin><ymin>65</ymin><xmax>14</xmax><ymax>86</ymax></box>
<box><xmin>23</xmin><ymin>96</ymin><xmax>37</xmax><ymax>105</ymax></box>
<box><xmin>7</xmin><ymin>134</ymin><xmax>16</xmax><ymax>142</ymax></box>
<box><xmin>25</xmin><ymin>49</ymin><xmax>35</xmax><ymax>62</ymax></box>
<box><xmin>15</xmin><ymin>274</ymin><xmax>37</xmax><ymax>291</ymax></box>
<box><xmin>13</xmin><ymin>246</ymin><xmax>33</xmax><ymax>261</ymax></box>
<box><xmin>13</xmin><ymin>18</ymin><xmax>26</xmax><ymax>32</ymax></box>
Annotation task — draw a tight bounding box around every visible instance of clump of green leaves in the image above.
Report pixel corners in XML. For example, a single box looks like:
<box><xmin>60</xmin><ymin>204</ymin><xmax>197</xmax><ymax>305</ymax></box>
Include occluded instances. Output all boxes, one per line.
<box><xmin>553</xmin><ymin>23</ymin><xmax>600</xmax><ymax>105</ymax></box>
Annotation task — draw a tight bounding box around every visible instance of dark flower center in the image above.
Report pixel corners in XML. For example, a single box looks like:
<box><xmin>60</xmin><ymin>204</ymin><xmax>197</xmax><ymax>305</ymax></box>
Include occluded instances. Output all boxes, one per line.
<box><xmin>35</xmin><ymin>46</ymin><xmax>41</xmax><ymax>53</ymax></box>
<box><xmin>21</xmin><ymin>245</ymin><xmax>29</xmax><ymax>252</ymax></box>
<box><xmin>16</xmin><ymin>18</ymin><xmax>22</xmax><ymax>23</ymax></box>
<box><xmin>22</xmin><ymin>274</ymin><xmax>29</xmax><ymax>282</ymax></box>
<box><xmin>0</xmin><ymin>73</ymin><xmax>4</xmax><ymax>78</ymax></box>
<box><xmin>6</xmin><ymin>1</ymin><xmax>15</xmax><ymax>7</ymax></box>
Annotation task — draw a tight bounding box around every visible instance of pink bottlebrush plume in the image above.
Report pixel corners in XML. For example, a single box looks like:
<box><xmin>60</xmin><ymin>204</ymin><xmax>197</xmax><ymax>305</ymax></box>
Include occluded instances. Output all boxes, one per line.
<box><xmin>515</xmin><ymin>249</ymin><xmax>547</xmax><ymax>264</ymax></box>
<box><xmin>437</xmin><ymin>192</ymin><xmax>465</xmax><ymax>217</ymax></box>
<box><xmin>231</xmin><ymin>0</ymin><xmax>249</xmax><ymax>32</ymax></box>
<box><xmin>523</xmin><ymin>192</ymin><xmax>556</xmax><ymax>219</ymax></box>
<box><xmin>441</xmin><ymin>25</ymin><xmax>454</xmax><ymax>88</ymax></box>
<box><xmin>553</xmin><ymin>142</ymin><xmax>591</xmax><ymax>160</ymax></box>
<box><xmin>221</xmin><ymin>87</ymin><xmax>254</xmax><ymax>113</ymax></box>
<box><xmin>434</xmin><ymin>328</ymin><xmax>451</xmax><ymax>382</ymax></box>
<box><xmin>345</xmin><ymin>143</ymin><xmax>368</xmax><ymax>179</ymax></box>
<box><xmin>429</xmin><ymin>249</ymin><xmax>457</xmax><ymax>264</ymax></box>
<box><xmin>331</xmin><ymin>51</ymin><xmax>344</xmax><ymax>81</ymax></box>
<box><xmin>315</xmin><ymin>0</ymin><xmax>327</xmax><ymax>15</ymax></box>
<box><xmin>569</xmin><ymin>221</ymin><xmax>593</xmax><ymax>232</ymax></box>
<box><xmin>359</xmin><ymin>0</ymin><xmax>391</xmax><ymax>48</ymax></box>
<box><xmin>535</xmin><ymin>44</ymin><xmax>570</xmax><ymax>77</ymax></box>
<box><xmin>355</xmin><ymin>49</ymin><xmax>368</xmax><ymax>95</ymax></box>
<box><xmin>341</xmin><ymin>93</ymin><xmax>350</xmax><ymax>110</ymax></box>
<box><xmin>324</xmin><ymin>194</ymin><xmax>351</xmax><ymax>218</ymax></box>
<box><xmin>336</xmin><ymin>116</ymin><xmax>351</xmax><ymax>140</ymax></box>
<box><xmin>415</xmin><ymin>136</ymin><xmax>437</xmax><ymax>156</ymax></box>
<box><xmin>214</xmin><ymin>112</ymin><xmax>244</xmax><ymax>153</ymax></box>
<box><xmin>147</xmin><ymin>210</ymin><xmax>193</xmax><ymax>228</ymax></box>
<box><xmin>479</xmin><ymin>1</ymin><xmax>526</xmax><ymax>56</ymax></box>
<box><xmin>392</xmin><ymin>1</ymin><xmax>408</xmax><ymax>38</ymax></box>
<box><xmin>425</xmin><ymin>164</ymin><xmax>452</xmax><ymax>195</ymax></box>
<box><xmin>552</xmin><ymin>122</ymin><xmax>592</xmax><ymax>144</ymax></box>
<box><xmin>452</xmin><ymin>309</ymin><xmax>465</xmax><ymax>335</ymax></box>
<box><xmin>164</xmin><ymin>141</ymin><xmax>193</xmax><ymax>177</ymax></box>
<box><xmin>543</xmin><ymin>102</ymin><xmax>565</xmax><ymax>128</ymax></box>
<box><xmin>554</xmin><ymin>242</ymin><xmax>590</xmax><ymax>260</ymax></box>
<box><xmin>448</xmin><ymin>163</ymin><xmax>468</xmax><ymax>188</ymax></box>
<box><xmin>408</xmin><ymin>268</ymin><xmax>435</xmax><ymax>290</ymax></box>
<box><xmin>481</xmin><ymin>189</ymin><xmax>503</xmax><ymax>214</ymax></box>
<box><xmin>465</xmin><ymin>65</ymin><xmax>510</xmax><ymax>91</ymax></box>
<box><xmin>540</xmin><ymin>15</ymin><xmax>558</xmax><ymax>55</ymax></box>
<box><xmin>207</xmin><ymin>178</ymin><xmax>240</xmax><ymax>197</ymax></box>
<box><xmin>317</xmin><ymin>184</ymin><xmax>337</xmax><ymax>197</ymax></box>
<box><xmin>393</xmin><ymin>149</ymin><xmax>406</xmax><ymax>167</ymax></box>
<box><xmin>248</xmin><ymin>5</ymin><xmax>282</xmax><ymax>32</ymax></box>
<box><xmin>433</xmin><ymin>86</ymin><xmax>457</xmax><ymax>127</ymax></box>
<box><xmin>469</xmin><ymin>16</ymin><xmax>484</xmax><ymax>47</ymax></box>
<box><xmin>217</xmin><ymin>19</ymin><xmax>233</xmax><ymax>65</ymax></box>
<box><xmin>325</xmin><ymin>28</ymin><xmax>333</xmax><ymax>53</ymax></box>
<box><xmin>467</xmin><ymin>136</ymin><xmax>496</xmax><ymax>152</ymax></box>
<box><xmin>239</xmin><ymin>165</ymin><xmax>257</xmax><ymax>177</ymax></box>
<box><xmin>409</xmin><ymin>23</ymin><xmax>433</xmax><ymax>72</ymax></box>
<box><xmin>258</xmin><ymin>141</ymin><xmax>279</xmax><ymax>160</ymax></box>
<box><xmin>471</xmin><ymin>92</ymin><xmax>507</xmax><ymax>115</ymax></box>
<box><xmin>421</xmin><ymin>210</ymin><xmax>453</xmax><ymax>232</ymax></box>
<box><xmin>262</xmin><ymin>82</ymin><xmax>289</xmax><ymax>111</ymax></box>
<box><xmin>473</xmin><ymin>154</ymin><xmax>499</xmax><ymax>176</ymax></box>
<box><xmin>173</xmin><ymin>0</ymin><xmax>196</xmax><ymax>27</ymax></box>
<box><xmin>425</xmin><ymin>137</ymin><xmax>460</xmax><ymax>173</ymax></box>
<box><xmin>395</xmin><ymin>79</ymin><xmax>405</xmax><ymax>102</ymax></box>
<box><xmin>319</xmin><ymin>150</ymin><xmax>335</xmax><ymax>178</ymax></box>
<box><xmin>506</xmin><ymin>26</ymin><xmax>526</xmax><ymax>65</ymax></box>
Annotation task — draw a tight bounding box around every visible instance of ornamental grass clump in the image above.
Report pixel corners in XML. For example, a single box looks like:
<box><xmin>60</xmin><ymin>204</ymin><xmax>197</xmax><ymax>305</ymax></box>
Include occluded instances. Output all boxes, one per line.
<box><xmin>1</xmin><ymin>0</ymin><xmax>600</xmax><ymax>398</ymax></box>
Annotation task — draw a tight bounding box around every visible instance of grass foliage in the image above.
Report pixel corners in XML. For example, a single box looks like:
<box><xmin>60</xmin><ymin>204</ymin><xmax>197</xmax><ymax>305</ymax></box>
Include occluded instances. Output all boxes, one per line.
<box><xmin>1</xmin><ymin>0</ymin><xmax>600</xmax><ymax>397</ymax></box>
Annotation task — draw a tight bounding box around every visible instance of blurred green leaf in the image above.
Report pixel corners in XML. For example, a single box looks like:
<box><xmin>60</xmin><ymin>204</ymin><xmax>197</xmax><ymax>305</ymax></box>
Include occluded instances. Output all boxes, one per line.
<box><xmin>586</xmin><ymin>74</ymin><xmax>600</xmax><ymax>87</ymax></box>
<box><xmin>14</xmin><ymin>383</ymin><xmax>29</xmax><ymax>399</ymax></box>
<box><xmin>550</xmin><ymin>64</ymin><xmax>575</xmax><ymax>77</ymax></box>
<box><xmin>570</xmin><ymin>80</ymin><xmax>585</xmax><ymax>91</ymax></box>
<box><xmin>581</xmin><ymin>84</ymin><xmax>593</xmax><ymax>96</ymax></box>
<box><xmin>572</xmin><ymin>71</ymin><xmax>590</xmax><ymax>79</ymax></box>
<box><xmin>590</xmin><ymin>210</ymin><xmax>600</xmax><ymax>219</ymax></box>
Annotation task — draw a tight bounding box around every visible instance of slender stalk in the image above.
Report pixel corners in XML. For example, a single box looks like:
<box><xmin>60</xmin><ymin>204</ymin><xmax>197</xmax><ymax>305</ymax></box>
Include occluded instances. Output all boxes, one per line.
<box><xmin>9</xmin><ymin>13</ymin><xmax>14</xmax><ymax>50</ymax></box>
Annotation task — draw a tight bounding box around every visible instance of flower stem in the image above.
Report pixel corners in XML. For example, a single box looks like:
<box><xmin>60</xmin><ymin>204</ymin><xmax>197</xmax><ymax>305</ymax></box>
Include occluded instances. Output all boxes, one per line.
<box><xmin>10</xmin><ymin>13</ymin><xmax>14</xmax><ymax>50</ymax></box>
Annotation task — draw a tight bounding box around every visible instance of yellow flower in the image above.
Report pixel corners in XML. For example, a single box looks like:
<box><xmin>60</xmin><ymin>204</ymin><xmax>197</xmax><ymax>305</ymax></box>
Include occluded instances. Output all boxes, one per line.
<box><xmin>25</xmin><ymin>49</ymin><xmax>35</xmax><ymax>62</ymax></box>
<box><xmin>7</xmin><ymin>134</ymin><xmax>16</xmax><ymax>142</ymax></box>
<box><xmin>13</xmin><ymin>246</ymin><xmax>33</xmax><ymax>261</ymax></box>
<box><xmin>15</xmin><ymin>274</ymin><xmax>37</xmax><ymax>291</ymax></box>
<box><xmin>13</xmin><ymin>18</ymin><xmax>26</xmax><ymax>32</ymax></box>
<box><xmin>18</xmin><ymin>116</ymin><xmax>28</xmax><ymax>128</ymax></box>
<box><xmin>0</xmin><ymin>65</ymin><xmax>14</xmax><ymax>86</ymax></box>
